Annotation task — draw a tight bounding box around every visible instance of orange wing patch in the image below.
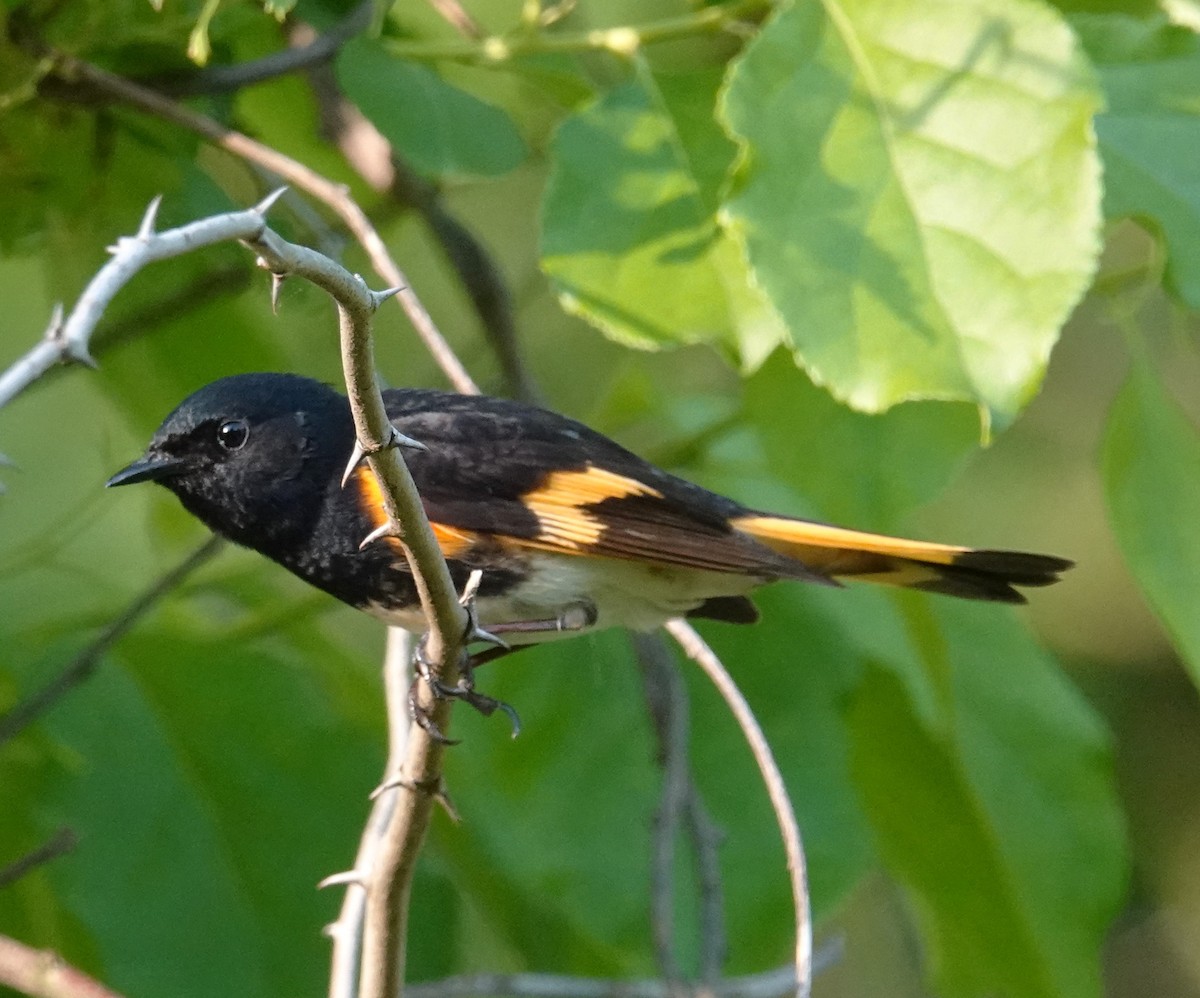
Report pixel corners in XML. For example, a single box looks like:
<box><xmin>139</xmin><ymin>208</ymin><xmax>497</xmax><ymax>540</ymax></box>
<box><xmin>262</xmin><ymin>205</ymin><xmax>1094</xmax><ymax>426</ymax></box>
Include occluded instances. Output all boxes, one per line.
<box><xmin>353</xmin><ymin>466</ymin><xmax>477</xmax><ymax>559</ymax></box>
<box><xmin>520</xmin><ymin>465</ymin><xmax>663</xmax><ymax>553</ymax></box>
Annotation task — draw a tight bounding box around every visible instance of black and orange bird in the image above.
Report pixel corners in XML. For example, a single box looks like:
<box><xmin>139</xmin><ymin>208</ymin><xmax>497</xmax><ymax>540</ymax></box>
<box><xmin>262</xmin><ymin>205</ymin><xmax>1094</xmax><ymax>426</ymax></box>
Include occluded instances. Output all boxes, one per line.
<box><xmin>108</xmin><ymin>373</ymin><xmax>1071</xmax><ymax>644</ymax></box>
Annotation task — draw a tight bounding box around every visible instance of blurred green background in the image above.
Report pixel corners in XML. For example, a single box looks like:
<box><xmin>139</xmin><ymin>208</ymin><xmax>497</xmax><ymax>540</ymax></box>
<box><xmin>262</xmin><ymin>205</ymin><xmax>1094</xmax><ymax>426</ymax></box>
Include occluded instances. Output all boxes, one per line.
<box><xmin>2</xmin><ymin>0</ymin><xmax>1199</xmax><ymax>996</ymax></box>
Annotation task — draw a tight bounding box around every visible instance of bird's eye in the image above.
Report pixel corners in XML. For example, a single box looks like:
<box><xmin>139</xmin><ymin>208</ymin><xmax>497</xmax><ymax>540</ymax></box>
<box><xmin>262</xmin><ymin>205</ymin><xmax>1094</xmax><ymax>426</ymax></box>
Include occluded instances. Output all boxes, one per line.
<box><xmin>217</xmin><ymin>419</ymin><xmax>249</xmax><ymax>451</ymax></box>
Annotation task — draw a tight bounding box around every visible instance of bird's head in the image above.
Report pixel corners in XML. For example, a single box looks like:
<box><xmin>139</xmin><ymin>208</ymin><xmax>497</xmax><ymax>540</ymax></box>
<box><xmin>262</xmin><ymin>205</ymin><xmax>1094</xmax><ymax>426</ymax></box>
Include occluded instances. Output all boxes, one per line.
<box><xmin>108</xmin><ymin>372</ymin><xmax>353</xmax><ymax>547</ymax></box>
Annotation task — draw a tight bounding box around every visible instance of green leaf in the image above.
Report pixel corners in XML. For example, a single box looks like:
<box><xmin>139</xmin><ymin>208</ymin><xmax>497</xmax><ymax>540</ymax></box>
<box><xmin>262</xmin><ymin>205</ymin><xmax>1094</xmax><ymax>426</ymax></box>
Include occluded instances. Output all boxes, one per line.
<box><xmin>541</xmin><ymin>67</ymin><xmax>785</xmax><ymax>355</ymax></box>
<box><xmin>336</xmin><ymin>38</ymin><xmax>527</xmax><ymax>178</ymax></box>
<box><xmin>720</xmin><ymin>0</ymin><xmax>1103</xmax><ymax>428</ymax></box>
<box><xmin>847</xmin><ymin>601</ymin><xmax>1125</xmax><ymax>998</ymax></box>
<box><xmin>695</xmin><ymin>584</ymin><xmax>876</xmax><ymax>949</ymax></box>
<box><xmin>1078</xmin><ymin>15</ymin><xmax>1200</xmax><ymax>307</ymax></box>
<box><xmin>744</xmin><ymin>350</ymin><xmax>979</xmax><ymax>531</ymax></box>
<box><xmin>437</xmin><ymin>632</ymin><xmax>663</xmax><ymax>973</ymax></box>
<box><xmin>22</xmin><ymin>620</ymin><xmax>382</xmax><ymax>997</ymax></box>
<box><xmin>1103</xmin><ymin>362</ymin><xmax>1200</xmax><ymax>685</ymax></box>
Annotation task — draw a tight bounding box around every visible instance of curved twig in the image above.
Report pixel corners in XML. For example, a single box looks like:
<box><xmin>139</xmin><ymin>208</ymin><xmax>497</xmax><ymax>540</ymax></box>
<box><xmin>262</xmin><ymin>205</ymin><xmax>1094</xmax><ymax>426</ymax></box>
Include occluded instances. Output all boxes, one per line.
<box><xmin>664</xmin><ymin>620</ymin><xmax>812</xmax><ymax>998</ymax></box>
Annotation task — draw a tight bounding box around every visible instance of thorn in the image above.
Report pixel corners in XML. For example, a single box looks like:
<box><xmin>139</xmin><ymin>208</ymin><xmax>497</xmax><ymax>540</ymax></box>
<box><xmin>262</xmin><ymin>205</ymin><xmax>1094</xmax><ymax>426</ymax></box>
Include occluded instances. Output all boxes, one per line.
<box><xmin>317</xmin><ymin>870</ymin><xmax>363</xmax><ymax>890</ymax></box>
<box><xmin>369</xmin><ymin>285</ymin><xmax>405</xmax><ymax>310</ymax></box>
<box><xmin>340</xmin><ymin>439</ymin><xmax>367</xmax><ymax>488</ymax></box>
<box><xmin>387</xmin><ymin>426</ymin><xmax>428</xmax><ymax>453</ymax></box>
<box><xmin>254</xmin><ymin>186</ymin><xmax>288</xmax><ymax>216</ymax></box>
<box><xmin>370</xmin><ymin>776</ymin><xmax>461</xmax><ymax>820</ymax></box>
<box><xmin>342</xmin><ymin>430</ymin><xmax>427</xmax><ymax>490</ymax></box>
<box><xmin>270</xmin><ymin>272</ymin><xmax>285</xmax><ymax>314</ymax></box>
<box><xmin>460</xmin><ymin>569</ymin><xmax>483</xmax><ymax>606</ymax></box>
<box><xmin>358</xmin><ymin>521</ymin><xmax>397</xmax><ymax>550</ymax></box>
<box><xmin>458</xmin><ymin>571</ymin><xmax>509</xmax><ymax>650</ymax></box>
<box><xmin>137</xmin><ymin>195</ymin><xmax>163</xmax><ymax>239</ymax></box>
<box><xmin>66</xmin><ymin>343</ymin><xmax>99</xmax><ymax>370</ymax></box>
<box><xmin>43</xmin><ymin>303</ymin><xmax>65</xmax><ymax>342</ymax></box>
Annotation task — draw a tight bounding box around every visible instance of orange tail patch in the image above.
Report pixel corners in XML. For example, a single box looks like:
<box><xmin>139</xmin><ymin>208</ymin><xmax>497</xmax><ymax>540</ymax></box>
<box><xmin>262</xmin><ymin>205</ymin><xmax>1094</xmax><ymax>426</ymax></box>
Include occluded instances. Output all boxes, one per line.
<box><xmin>733</xmin><ymin>515</ymin><xmax>1071</xmax><ymax>604</ymax></box>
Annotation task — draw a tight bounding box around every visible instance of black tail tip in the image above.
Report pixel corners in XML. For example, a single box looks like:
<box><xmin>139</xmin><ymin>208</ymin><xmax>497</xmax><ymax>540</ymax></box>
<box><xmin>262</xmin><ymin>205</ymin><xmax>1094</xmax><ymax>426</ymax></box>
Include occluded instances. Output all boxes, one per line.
<box><xmin>916</xmin><ymin>549</ymin><xmax>1073</xmax><ymax>604</ymax></box>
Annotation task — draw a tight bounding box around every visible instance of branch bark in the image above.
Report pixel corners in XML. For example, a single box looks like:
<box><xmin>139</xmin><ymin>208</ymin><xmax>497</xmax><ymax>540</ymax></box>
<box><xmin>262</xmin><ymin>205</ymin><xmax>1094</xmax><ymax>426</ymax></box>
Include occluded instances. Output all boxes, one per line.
<box><xmin>3</xmin><ymin>197</ymin><xmax>470</xmax><ymax>998</ymax></box>
<box><xmin>326</xmin><ymin>627</ymin><xmax>414</xmax><ymax>998</ymax></box>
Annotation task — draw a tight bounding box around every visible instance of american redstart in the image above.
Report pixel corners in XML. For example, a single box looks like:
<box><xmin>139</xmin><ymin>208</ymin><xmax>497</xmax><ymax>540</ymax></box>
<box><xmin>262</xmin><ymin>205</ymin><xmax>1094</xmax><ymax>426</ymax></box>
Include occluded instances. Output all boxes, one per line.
<box><xmin>108</xmin><ymin>373</ymin><xmax>1070</xmax><ymax>642</ymax></box>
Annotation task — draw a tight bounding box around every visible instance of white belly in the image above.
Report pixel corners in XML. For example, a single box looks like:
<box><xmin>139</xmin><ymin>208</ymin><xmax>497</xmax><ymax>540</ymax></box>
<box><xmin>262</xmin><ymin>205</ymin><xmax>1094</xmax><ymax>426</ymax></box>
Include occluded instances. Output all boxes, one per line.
<box><xmin>367</xmin><ymin>552</ymin><xmax>758</xmax><ymax>643</ymax></box>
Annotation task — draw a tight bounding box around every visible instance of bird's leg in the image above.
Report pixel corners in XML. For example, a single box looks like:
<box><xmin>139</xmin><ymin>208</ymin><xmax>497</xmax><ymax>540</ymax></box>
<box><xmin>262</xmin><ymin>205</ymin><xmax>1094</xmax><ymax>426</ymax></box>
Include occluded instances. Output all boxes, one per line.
<box><xmin>408</xmin><ymin>591</ymin><xmax>598</xmax><ymax>740</ymax></box>
<box><xmin>409</xmin><ymin>571</ymin><xmax>522</xmax><ymax>740</ymax></box>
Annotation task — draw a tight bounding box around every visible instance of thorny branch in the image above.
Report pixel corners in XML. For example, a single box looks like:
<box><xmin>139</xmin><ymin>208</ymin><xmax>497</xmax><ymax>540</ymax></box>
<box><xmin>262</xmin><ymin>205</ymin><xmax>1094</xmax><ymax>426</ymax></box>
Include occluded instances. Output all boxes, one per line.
<box><xmin>1</xmin><ymin>196</ymin><xmax>471</xmax><ymax>998</ymax></box>
<box><xmin>4</xmin><ymin>41</ymin><xmax>817</xmax><ymax>998</ymax></box>
<box><xmin>325</xmin><ymin>628</ymin><xmax>415</xmax><ymax>998</ymax></box>
<box><xmin>44</xmin><ymin>53</ymin><xmax>480</xmax><ymax>396</ymax></box>
<box><xmin>238</xmin><ymin>206</ymin><xmax>473</xmax><ymax>998</ymax></box>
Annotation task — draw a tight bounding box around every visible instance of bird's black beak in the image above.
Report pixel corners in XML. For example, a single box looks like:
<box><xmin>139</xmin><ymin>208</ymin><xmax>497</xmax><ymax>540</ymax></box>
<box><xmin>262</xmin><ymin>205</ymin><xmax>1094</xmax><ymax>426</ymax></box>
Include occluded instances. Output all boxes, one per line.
<box><xmin>106</xmin><ymin>455</ymin><xmax>186</xmax><ymax>488</ymax></box>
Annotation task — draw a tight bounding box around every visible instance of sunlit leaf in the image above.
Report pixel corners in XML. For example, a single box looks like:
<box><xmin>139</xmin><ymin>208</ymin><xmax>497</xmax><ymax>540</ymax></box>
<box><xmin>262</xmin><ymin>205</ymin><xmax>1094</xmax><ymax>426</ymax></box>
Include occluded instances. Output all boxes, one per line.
<box><xmin>542</xmin><ymin>66</ymin><xmax>785</xmax><ymax>355</ymax></box>
<box><xmin>720</xmin><ymin>0</ymin><xmax>1103</xmax><ymax>428</ymax></box>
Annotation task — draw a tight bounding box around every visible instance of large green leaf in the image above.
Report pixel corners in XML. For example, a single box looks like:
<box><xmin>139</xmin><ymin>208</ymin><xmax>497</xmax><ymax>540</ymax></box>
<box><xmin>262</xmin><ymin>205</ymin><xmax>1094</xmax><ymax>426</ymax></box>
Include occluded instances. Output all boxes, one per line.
<box><xmin>1077</xmin><ymin>15</ymin><xmax>1200</xmax><ymax>307</ymax></box>
<box><xmin>1103</xmin><ymin>363</ymin><xmax>1200</xmax><ymax>685</ymax></box>
<box><xmin>336</xmin><ymin>38</ymin><xmax>527</xmax><ymax>178</ymax></box>
<box><xmin>847</xmin><ymin>600</ymin><xmax>1125</xmax><ymax>998</ymax></box>
<box><xmin>743</xmin><ymin>350</ymin><xmax>979</xmax><ymax>531</ymax></box>
<box><xmin>720</xmin><ymin>0</ymin><xmax>1103</xmax><ymax>429</ymax></box>
<box><xmin>23</xmin><ymin>618</ymin><xmax>384</xmax><ymax>998</ymax></box>
<box><xmin>541</xmin><ymin>66</ymin><xmax>785</xmax><ymax>356</ymax></box>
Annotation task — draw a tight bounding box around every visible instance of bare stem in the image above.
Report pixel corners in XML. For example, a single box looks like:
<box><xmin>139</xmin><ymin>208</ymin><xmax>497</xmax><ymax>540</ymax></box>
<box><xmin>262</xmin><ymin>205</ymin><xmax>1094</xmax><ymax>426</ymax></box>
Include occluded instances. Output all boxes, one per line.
<box><xmin>326</xmin><ymin>628</ymin><xmax>414</xmax><ymax>998</ymax></box>
<box><xmin>664</xmin><ymin>621</ymin><xmax>812</xmax><ymax>998</ymax></box>
<box><xmin>0</xmin><ymin>829</ymin><xmax>77</xmax><ymax>890</ymax></box>
<box><xmin>0</xmin><ymin>935</ymin><xmax>127</xmax><ymax>998</ymax></box>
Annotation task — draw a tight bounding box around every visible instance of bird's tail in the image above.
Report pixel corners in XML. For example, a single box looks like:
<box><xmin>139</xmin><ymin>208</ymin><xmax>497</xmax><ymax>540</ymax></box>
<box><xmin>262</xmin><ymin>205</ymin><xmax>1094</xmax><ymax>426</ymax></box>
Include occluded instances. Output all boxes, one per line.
<box><xmin>733</xmin><ymin>515</ymin><xmax>1071</xmax><ymax>604</ymax></box>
